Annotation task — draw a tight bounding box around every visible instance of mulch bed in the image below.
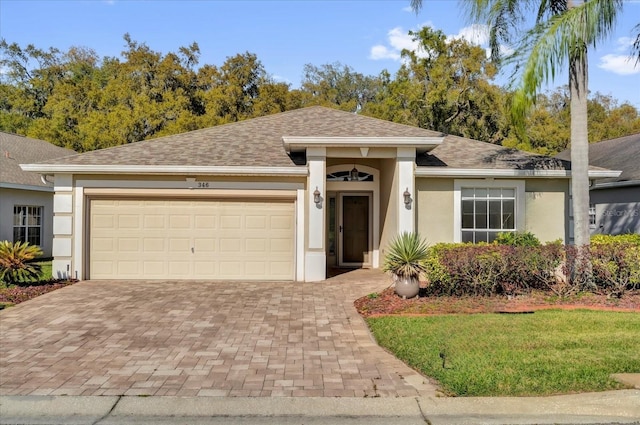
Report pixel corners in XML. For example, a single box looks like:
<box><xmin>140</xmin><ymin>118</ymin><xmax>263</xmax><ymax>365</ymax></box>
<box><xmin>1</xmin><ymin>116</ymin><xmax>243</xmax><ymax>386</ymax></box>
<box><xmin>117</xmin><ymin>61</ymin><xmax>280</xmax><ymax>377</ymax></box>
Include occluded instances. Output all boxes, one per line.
<box><xmin>355</xmin><ymin>286</ymin><xmax>640</xmax><ymax>318</ymax></box>
<box><xmin>0</xmin><ymin>280</ymin><xmax>77</xmax><ymax>307</ymax></box>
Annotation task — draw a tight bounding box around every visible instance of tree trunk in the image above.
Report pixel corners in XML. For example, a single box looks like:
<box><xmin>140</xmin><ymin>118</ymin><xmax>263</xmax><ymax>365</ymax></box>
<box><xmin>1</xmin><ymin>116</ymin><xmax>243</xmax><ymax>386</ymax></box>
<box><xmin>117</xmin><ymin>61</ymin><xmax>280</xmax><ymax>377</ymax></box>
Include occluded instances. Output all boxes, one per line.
<box><xmin>569</xmin><ymin>41</ymin><xmax>592</xmax><ymax>286</ymax></box>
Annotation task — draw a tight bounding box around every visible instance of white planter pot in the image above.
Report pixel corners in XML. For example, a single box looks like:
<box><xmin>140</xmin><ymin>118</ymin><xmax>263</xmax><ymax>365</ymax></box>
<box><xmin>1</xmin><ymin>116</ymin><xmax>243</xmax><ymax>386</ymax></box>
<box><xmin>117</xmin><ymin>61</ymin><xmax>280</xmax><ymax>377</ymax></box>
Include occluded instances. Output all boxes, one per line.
<box><xmin>394</xmin><ymin>275</ymin><xmax>420</xmax><ymax>298</ymax></box>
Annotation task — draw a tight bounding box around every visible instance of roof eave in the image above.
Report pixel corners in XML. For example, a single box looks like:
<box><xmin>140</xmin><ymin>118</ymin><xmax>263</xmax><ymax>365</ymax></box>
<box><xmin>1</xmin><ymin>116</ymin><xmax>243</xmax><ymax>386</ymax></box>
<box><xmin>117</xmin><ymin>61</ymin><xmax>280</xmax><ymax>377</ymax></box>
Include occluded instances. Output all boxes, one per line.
<box><xmin>592</xmin><ymin>179</ymin><xmax>640</xmax><ymax>190</ymax></box>
<box><xmin>415</xmin><ymin>168</ymin><xmax>622</xmax><ymax>178</ymax></box>
<box><xmin>282</xmin><ymin>136</ymin><xmax>444</xmax><ymax>154</ymax></box>
<box><xmin>0</xmin><ymin>182</ymin><xmax>53</xmax><ymax>192</ymax></box>
<box><xmin>19</xmin><ymin>164</ymin><xmax>308</xmax><ymax>177</ymax></box>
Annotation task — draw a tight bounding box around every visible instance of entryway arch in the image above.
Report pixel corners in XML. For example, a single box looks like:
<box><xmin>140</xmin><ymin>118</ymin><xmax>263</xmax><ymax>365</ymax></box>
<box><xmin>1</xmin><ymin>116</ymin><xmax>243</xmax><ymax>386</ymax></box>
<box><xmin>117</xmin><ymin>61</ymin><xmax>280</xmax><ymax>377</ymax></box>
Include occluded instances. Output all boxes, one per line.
<box><xmin>326</xmin><ymin>164</ymin><xmax>380</xmax><ymax>269</ymax></box>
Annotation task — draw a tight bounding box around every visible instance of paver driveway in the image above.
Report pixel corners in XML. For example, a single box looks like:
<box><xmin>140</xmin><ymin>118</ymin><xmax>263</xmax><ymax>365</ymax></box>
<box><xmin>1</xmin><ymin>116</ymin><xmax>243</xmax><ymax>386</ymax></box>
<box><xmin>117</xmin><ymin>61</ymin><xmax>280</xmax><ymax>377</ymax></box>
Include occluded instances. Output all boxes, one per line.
<box><xmin>0</xmin><ymin>270</ymin><xmax>437</xmax><ymax>397</ymax></box>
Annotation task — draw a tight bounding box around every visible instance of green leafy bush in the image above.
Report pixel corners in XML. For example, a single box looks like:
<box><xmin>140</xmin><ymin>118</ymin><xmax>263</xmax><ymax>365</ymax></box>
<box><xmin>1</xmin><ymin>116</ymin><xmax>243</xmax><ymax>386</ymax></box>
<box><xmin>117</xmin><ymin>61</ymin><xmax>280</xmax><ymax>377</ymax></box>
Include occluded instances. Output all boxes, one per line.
<box><xmin>589</xmin><ymin>239</ymin><xmax>640</xmax><ymax>297</ymax></box>
<box><xmin>382</xmin><ymin>232</ymin><xmax>430</xmax><ymax>279</ymax></box>
<box><xmin>0</xmin><ymin>241</ymin><xmax>43</xmax><ymax>285</ymax></box>
<box><xmin>494</xmin><ymin>231</ymin><xmax>541</xmax><ymax>247</ymax></box>
<box><xmin>591</xmin><ymin>233</ymin><xmax>640</xmax><ymax>247</ymax></box>
<box><xmin>424</xmin><ymin>243</ymin><xmax>563</xmax><ymax>296</ymax></box>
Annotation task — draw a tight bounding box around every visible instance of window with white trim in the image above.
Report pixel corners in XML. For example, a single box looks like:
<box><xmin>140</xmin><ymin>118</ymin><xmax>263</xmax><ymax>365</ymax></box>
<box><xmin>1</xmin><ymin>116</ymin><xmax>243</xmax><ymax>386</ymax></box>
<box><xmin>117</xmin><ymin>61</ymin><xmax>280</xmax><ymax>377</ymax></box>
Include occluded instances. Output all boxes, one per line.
<box><xmin>589</xmin><ymin>204</ymin><xmax>596</xmax><ymax>228</ymax></box>
<box><xmin>461</xmin><ymin>188</ymin><xmax>516</xmax><ymax>243</ymax></box>
<box><xmin>13</xmin><ymin>206</ymin><xmax>43</xmax><ymax>246</ymax></box>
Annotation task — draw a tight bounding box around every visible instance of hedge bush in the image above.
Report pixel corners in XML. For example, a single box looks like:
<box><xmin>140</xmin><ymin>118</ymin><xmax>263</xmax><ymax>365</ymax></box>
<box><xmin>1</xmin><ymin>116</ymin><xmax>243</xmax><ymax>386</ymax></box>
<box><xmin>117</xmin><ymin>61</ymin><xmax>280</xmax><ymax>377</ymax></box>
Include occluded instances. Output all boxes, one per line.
<box><xmin>423</xmin><ymin>243</ymin><xmax>562</xmax><ymax>296</ymax></box>
<box><xmin>423</xmin><ymin>235</ymin><xmax>638</xmax><ymax>298</ymax></box>
<box><xmin>589</xmin><ymin>236</ymin><xmax>640</xmax><ymax>297</ymax></box>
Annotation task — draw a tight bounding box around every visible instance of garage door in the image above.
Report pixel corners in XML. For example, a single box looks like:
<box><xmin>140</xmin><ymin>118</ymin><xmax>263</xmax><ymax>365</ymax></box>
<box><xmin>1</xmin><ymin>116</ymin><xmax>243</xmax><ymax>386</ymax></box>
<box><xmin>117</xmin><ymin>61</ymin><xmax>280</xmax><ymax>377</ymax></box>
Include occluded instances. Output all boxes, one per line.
<box><xmin>89</xmin><ymin>199</ymin><xmax>295</xmax><ymax>280</ymax></box>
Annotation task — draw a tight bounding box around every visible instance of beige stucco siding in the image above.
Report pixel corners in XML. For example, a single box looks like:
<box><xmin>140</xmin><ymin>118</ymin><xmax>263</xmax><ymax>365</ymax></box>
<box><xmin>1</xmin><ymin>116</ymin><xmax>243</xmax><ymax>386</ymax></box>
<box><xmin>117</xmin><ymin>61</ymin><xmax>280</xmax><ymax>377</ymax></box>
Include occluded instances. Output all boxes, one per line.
<box><xmin>415</xmin><ymin>178</ymin><xmax>454</xmax><ymax>244</ymax></box>
<box><xmin>416</xmin><ymin>177</ymin><xmax>568</xmax><ymax>244</ymax></box>
<box><xmin>0</xmin><ymin>188</ymin><xmax>54</xmax><ymax>257</ymax></box>
<box><xmin>379</xmin><ymin>158</ymin><xmax>399</xmax><ymax>253</ymax></box>
<box><xmin>525</xmin><ymin>179</ymin><xmax>569</xmax><ymax>243</ymax></box>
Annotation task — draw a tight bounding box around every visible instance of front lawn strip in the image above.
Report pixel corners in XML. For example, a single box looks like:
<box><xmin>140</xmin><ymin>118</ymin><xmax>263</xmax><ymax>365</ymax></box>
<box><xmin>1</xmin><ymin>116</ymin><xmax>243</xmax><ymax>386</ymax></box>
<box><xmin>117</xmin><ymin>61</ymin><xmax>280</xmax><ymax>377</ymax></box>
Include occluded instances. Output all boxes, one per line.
<box><xmin>367</xmin><ymin>310</ymin><xmax>640</xmax><ymax>397</ymax></box>
<box><xmin>1</xmin><ymin>260</ymin><xmax>75</xmax><ymax>308</ymax></box>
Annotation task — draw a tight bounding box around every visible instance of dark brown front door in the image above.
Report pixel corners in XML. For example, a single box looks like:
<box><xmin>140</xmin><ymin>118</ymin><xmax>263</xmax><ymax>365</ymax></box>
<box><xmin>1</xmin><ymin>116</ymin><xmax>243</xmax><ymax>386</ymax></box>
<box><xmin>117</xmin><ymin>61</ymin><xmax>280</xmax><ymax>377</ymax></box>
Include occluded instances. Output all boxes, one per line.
<box><xmin>341</xmin><ymin>195</ymin><xmax>369</xmax><ymax>264</ymax></box>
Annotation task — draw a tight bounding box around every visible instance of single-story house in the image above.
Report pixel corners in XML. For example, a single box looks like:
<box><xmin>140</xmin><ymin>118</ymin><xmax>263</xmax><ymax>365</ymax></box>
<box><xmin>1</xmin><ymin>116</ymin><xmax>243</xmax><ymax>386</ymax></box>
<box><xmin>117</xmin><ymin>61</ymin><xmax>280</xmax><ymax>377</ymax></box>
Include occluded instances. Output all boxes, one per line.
<box><xmin>21</xmin><ymin>107</ymin><xmax>619</xmax><ymax>282</ymax></box>
<box><xmin>1</xmin><ymin>132</ymin><xmax>76</xmax><ymax>258</ymax></box>
<box><xmin>556</xmin><ymin>133</ymin><xmax>639</xmax><ymax>235</ymax></box>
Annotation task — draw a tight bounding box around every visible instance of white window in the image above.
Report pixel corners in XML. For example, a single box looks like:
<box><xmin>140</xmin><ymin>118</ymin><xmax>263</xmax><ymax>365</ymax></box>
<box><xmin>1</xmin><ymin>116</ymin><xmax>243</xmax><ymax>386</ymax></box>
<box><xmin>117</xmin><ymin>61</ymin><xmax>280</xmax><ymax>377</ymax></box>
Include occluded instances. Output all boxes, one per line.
<box><xmin>454</xmin><ymin>180</ymin><xmax>525</xmax><ymax>243</ymax></box>
<box><xmin>589</xmin><ymin>204</ymin><xmax>596</xmax><ymax>228</ymax></box>
<box><xmin>13</xmin><ymin>206</ymin><xmax>43</xmax><ymax>246</ymax></box>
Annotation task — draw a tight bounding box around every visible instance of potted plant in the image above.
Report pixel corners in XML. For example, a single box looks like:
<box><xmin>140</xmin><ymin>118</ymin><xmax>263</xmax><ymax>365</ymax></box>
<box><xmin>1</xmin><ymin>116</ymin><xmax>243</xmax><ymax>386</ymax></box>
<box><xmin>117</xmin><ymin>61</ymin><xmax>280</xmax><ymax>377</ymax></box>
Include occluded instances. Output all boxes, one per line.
<box><xmin>382</xmin><ymin>232</ymin><xmax>429</xmax><ymax>298</ymax></box>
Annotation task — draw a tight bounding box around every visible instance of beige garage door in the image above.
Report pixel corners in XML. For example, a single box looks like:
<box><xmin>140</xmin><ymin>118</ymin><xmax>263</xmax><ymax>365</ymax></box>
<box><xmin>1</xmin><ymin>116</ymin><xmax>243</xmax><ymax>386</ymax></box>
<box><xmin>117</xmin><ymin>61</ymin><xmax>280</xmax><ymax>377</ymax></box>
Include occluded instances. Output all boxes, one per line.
<box><xmin>89</xmin><ymin>199</ymin><xmax>295</xmax><ymax>280</ymax></box>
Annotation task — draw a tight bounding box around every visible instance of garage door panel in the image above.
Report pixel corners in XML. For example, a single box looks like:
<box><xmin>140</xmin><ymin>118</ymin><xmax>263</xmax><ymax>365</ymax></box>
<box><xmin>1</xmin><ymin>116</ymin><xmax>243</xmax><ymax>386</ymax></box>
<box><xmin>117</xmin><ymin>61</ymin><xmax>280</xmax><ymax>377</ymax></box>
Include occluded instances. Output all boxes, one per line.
<box><xmin>169</xmin><ymin>238</ymin><xmax>190</xmax><ymax>253</ymax></box>
<box><xmin>220</xmin><ymin>215</ymin><xmax>241</xmax><ymax>229</ymax></box>
<box><xmin>90</xmin><ymin>199</ymin><xmax>294</xmax><ymax>280</ymax></box>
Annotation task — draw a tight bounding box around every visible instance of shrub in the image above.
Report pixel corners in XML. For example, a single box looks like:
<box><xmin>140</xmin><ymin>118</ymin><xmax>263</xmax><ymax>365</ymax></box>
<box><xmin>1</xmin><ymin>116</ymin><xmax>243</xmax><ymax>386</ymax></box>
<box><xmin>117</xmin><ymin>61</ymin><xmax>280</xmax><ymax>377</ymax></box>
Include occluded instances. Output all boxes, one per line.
<box><xmin>0</xmin><ymin>241</ymin><xmax>43</xmax><ymax>285</ymax></box>
<box><xmin>494</xmin><ymin>231</ymin><xmax>541</xmax><ymax>247</ymax></box>
<box><xmin>589</xmin><ymin>240</ymin><xmax>640</xmax><ymax>297</ymax></box>
<box><xmin>424</xmin><ymin>243</ymin><xmax>563</xmax><ymax>297</ymax></box>
<box><xmin>382</xmin><ymin>232</ymin><xmax>429</xmax><ymax>280</ymax></box>
<box><xmin>591</xmin><ymin>233</ymin><xmax>640</xmax><ymax>247</ymax></box>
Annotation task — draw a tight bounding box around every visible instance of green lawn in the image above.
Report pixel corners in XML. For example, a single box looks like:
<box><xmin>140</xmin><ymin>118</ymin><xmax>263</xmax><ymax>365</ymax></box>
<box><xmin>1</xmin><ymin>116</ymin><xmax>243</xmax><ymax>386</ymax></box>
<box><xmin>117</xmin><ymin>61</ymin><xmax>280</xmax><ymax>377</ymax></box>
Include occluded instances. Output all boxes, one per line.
<box><xmin>35</xmin><ymin>260</ymin><xmax>53</xmax><ymax>281</ymax></box>
<box><xmin>368</xmin><ymin>310</ymin><xmax>640</xmax><ymax>396</ymax></box>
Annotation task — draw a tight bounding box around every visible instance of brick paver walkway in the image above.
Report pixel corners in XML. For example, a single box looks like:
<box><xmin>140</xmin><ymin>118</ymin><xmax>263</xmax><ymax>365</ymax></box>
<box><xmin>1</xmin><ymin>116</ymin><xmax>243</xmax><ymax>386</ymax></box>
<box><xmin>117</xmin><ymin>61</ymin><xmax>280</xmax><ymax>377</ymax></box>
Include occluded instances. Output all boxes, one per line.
<box><xmin>0</xmin><ymin>270</ymin><xmax>437</xmax><ymax>397</ymax></box>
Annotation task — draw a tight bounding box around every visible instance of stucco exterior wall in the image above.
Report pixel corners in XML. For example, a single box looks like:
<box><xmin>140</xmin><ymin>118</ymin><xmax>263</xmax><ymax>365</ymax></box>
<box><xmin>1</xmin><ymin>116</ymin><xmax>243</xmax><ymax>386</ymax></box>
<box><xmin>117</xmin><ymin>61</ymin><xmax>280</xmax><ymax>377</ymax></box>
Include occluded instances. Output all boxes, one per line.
<box><xmin>415</xmin><ymin>178</ymin><xmax>454</xmax><ymax>244</ymax></box>
<box><xmin>416</xmin><ymin>178</ymin><xmax>569</xmax><ymax>244</ymax></box>
<box><xmin>0</xmin><ymin>187</ymin><xmax>54</xmax><ymax>257</ymax></box>
<box><xmin>590</xmin><ymin>185</ymin><xmax>640</xmax><ymax>235</ymax></box>
<box><xmin>524</xmin><ymin>179</ymin><xmax>569</xmax><ymax>243</ymax></box>
<box><xmin>379</xmin><ymin>158</ymin><xmax>398</xmax><ymax>255</ymax></box>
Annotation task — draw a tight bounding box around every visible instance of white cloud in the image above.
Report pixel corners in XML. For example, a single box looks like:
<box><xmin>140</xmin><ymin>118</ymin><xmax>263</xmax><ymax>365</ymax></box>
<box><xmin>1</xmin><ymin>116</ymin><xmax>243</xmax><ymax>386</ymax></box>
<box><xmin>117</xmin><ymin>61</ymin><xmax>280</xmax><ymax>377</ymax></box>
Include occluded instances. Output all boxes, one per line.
<box><xmin>369</xmin><ymin>45</ymin><xmax>401</xmax><ymax>61</ymax></box>
<box><xmin>272</xmin><ymin>74</ymin><xmax>292</xmax><ymax>84</ymax></box>
<box><xmin>369</xmin><ymin>24</ymin><xmax>430</xmax><ymax>62</ymax></box>
<box><xmin>615</xmin><ymin>36</ymin><xmax>634</xmax><ymax>51</ymax></box>
<box><xmin>598</xmin><ymin>54</ymin><xmax>640</xmax><ymax>75</ymax></box>
<box><xmin>401</xmin><ymin>6</ymin><xmax>413</xmax><ymax>12</ymax></box>
<box><xmin>448</xmin><ymin>24</ymin><xmax>490</xmax><ymax>46</ymax></box>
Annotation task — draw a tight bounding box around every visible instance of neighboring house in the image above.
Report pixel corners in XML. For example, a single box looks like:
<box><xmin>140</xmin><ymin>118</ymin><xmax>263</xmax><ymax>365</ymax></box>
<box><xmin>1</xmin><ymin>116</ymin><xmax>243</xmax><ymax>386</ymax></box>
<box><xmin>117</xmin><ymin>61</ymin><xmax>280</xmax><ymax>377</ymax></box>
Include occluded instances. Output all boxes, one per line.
<box><xmin>556</xmin><ymin>133</ymin><xmax>639</xmax><ymax>236</ymax></box>
<box><xmin>1</xmin><ymin>132</ymin><xmax>76</xmax><ymax>257</ymax></box>
<box><xmin>21</xmin><ymin>107</ymin><xmax>618</xmax><ymax>282</ymax></box>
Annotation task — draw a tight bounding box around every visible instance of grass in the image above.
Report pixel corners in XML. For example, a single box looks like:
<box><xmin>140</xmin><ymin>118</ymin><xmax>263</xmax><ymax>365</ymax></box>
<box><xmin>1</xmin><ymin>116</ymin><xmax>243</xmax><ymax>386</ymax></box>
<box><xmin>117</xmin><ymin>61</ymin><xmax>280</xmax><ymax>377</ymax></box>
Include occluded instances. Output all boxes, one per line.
<box><xmin>34</xmin><ymin>260</ymin><xmax>53</xmax><ymax>281</ymax></box>
<box><xmin>367</xmin><ymin>310</ymin><xmax>640</xmax><ymax>397</ymax></box>
<box><xmin>1</xmin><ymin>261</ymin><xmax>69</xmax><ymax>309</ymax></box>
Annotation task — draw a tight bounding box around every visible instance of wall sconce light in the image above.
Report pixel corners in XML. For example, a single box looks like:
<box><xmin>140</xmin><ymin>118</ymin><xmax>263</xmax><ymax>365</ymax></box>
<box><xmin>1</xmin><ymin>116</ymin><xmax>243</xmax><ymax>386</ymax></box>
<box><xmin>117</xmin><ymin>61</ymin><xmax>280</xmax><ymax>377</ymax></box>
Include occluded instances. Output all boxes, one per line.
<box><xmin>313</xmin><ymin>186</ymin><xmax>321</xmax><ymax>205</ymax></box>
<box><xmin>403</xmin><ymin>187</ymin><xmax>411</xmax><ymax>205</ymax></box>
<box><xmin>350</xmin><ymin>166</ymin><xmax>359</xmax><ymax>181</ymax></box>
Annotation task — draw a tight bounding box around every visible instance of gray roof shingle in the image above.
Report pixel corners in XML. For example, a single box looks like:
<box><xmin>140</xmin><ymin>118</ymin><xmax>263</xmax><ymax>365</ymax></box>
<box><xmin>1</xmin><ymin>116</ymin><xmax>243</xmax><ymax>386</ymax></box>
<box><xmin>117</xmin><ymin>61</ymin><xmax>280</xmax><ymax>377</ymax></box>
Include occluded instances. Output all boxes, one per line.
<box><xmin>1</xmin><ymin>132</ymin><xmax>76</xmax><ymax>187</ymax></box>
<box><xmin>555</xmin><ymin>133</ymin><xmax>640</xmax><ymax>183</ymax></box>
<box><xmin>37</xmin><ymin>106</ymin><xmax>444</xmax><ymax>168</ymax></box>
<box><xmin>24</xmin><ymin>106</ymin><xmax>604</xmax><ymax>174</ymax></box>
<box><xmin>421</xmin><ymin>134</ymin><xmax>574</xmax><ymax>170</ymax></box>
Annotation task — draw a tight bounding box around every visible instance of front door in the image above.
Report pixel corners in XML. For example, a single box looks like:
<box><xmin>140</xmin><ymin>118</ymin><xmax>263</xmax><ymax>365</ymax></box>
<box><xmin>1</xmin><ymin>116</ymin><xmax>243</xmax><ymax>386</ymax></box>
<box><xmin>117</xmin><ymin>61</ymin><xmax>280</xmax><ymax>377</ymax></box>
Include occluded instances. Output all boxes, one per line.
<box><xmin>339</xmin><ymin>193</ymin><xmax>370</xmax><ymax>266</ymax></box>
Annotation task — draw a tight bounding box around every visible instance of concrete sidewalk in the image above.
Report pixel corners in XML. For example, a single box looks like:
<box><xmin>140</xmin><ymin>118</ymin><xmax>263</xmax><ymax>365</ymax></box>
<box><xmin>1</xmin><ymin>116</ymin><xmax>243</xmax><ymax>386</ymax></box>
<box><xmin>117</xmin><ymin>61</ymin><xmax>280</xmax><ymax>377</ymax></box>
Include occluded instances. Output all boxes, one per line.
<box><xmin>1</xmin><ymin>390</ymin><xmax>639</xmax><ymax>425</ymax></box>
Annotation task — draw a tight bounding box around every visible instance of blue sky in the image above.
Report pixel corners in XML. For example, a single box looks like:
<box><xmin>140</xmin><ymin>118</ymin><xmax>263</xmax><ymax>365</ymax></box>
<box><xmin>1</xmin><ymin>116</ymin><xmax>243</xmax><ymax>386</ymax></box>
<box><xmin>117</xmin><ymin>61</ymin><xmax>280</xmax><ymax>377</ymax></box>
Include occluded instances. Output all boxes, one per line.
<box><xmin>1</xmin><ymin>0</ymin><xmax>639</xmax><ymax>108</ymax></box>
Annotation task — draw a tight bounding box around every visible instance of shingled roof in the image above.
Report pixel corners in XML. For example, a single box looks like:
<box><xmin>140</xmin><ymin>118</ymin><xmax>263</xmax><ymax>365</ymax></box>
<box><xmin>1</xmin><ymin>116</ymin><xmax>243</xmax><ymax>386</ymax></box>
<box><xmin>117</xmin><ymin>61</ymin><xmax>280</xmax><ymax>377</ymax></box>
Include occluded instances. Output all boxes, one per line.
<box><xmin>22</xmin><ymin>106</ymin><xmax>610</xmax><ymax>175</ymax></box>
<box><xmin>556</xmin><ymin>133</ymin><xmax>639</xmax><ymax>184</ymax></box>
<box><xmin>1</xmin><ymin>132</ymin><xmax>75</xmax><ymax>188</ymax></box>
<box><xmin>421</xmin><ymin>134</ymin><xmax>574</xmax><ymax>170</ymax></box>
<box><xmin>35</xmin><ymin>106</ymin><xmax>443</xmax><ymax>168</ymax></box>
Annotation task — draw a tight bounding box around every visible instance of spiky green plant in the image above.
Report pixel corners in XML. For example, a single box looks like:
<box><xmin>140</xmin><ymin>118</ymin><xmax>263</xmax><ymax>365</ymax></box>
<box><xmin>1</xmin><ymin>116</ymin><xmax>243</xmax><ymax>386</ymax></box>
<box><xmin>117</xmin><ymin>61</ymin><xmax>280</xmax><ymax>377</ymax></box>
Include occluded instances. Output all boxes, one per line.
<box><xmin>0</xmin><ymin>240</ymin><xmax>43</xmax><ymax>285</ymax></box>
<box><xmin>382</xmin><ymin>232</ymin><xmax>430</xmax><ymax>280</ymax></box>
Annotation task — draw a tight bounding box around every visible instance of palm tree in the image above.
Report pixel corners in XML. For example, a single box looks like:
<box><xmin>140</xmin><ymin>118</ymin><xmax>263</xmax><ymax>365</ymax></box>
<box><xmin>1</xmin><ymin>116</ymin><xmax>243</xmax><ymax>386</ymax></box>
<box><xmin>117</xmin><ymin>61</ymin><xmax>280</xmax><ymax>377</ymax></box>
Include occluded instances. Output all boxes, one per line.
<box><xmin>411</xmin><ymin>0</ymin><xmax>629</xmax><ymax>285</ymax></box>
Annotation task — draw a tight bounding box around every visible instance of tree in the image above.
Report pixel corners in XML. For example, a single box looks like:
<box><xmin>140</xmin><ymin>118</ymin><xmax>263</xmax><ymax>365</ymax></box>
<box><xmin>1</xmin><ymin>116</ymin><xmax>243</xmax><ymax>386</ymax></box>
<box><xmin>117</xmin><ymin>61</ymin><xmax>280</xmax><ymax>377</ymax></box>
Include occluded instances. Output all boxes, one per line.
<box><xmin>411</xmin><ymin>0</ymin><xmax>627</xmax><ymax>285</ymax></box>
<box><xmin>299</xmin><ymin>62</ymin><xmax>381</xmax><ymax>112</ymax></box>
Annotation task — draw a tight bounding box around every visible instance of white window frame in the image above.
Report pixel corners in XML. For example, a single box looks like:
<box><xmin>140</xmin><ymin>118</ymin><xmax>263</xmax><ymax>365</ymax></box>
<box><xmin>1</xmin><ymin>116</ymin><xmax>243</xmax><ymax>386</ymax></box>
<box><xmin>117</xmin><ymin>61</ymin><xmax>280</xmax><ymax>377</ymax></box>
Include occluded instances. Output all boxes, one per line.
<box><xmin>453</xmin><ymin>179</ymin><xmax>525</xmax><ymax>243</ymax></box>
<box><xmin>13</xmin><ymin>205</ymin><xmax>44</xmax><ymax>247</ymax></box>
<box><xmin>589</xmin><ymin>204</ymin><xmax>597</xmax><ymax>229</ymax></box>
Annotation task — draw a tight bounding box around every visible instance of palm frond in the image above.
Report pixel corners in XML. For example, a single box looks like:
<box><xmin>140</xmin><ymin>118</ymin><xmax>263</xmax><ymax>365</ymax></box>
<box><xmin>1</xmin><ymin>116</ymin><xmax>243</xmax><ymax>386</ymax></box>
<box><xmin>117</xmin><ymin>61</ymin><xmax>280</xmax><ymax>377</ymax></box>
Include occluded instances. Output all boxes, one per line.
<box><xmin>507</xmin><ymin>0</ymin><xmax>622</xmax><ymax>131</ymax></box>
